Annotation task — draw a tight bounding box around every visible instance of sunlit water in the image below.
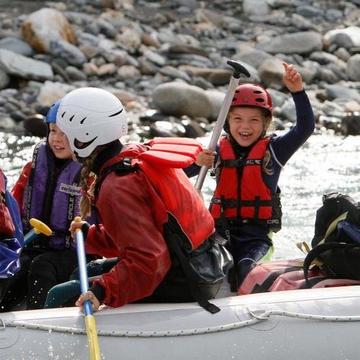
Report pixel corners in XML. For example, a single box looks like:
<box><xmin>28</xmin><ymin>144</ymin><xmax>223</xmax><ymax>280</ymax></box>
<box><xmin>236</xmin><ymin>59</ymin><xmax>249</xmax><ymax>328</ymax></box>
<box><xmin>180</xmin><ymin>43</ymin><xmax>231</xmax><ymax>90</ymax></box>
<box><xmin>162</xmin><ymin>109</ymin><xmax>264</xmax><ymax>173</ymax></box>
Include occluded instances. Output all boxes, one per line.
<box><xmin>1</xmin><ymin>131</ymin><xmax>360</xmax><ymax>260</ymax></box>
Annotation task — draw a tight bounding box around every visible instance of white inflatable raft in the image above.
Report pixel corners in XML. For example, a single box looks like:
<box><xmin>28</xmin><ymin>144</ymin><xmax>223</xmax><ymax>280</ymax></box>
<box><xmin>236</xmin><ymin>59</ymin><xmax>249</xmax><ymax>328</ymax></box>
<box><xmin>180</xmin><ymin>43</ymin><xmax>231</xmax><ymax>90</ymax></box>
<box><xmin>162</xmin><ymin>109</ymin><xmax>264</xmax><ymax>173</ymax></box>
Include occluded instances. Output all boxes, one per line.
<box><xmin>1</xmin><ymin>285</ymin><xmax>360</xmax><ymax>360</ymax></box>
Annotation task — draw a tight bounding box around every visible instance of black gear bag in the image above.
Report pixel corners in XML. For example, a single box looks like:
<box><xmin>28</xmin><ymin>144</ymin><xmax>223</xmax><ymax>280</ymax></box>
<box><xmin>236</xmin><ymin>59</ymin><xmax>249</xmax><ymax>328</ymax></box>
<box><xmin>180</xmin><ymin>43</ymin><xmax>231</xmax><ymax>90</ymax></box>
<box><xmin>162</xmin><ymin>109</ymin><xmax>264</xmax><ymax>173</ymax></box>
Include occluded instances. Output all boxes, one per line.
<box><xmin>304</xmin><ymin>192</ymin><xmax>360</xmax><ymax>284</ymax></box>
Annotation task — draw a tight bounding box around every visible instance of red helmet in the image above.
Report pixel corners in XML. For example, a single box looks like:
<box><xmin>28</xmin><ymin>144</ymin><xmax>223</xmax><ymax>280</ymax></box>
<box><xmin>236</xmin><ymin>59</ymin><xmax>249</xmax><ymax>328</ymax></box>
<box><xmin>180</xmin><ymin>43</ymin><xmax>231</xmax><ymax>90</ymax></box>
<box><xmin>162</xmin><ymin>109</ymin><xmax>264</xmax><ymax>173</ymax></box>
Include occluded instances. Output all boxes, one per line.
<box><xmin>231</xmin><ymin>83</ymin><xmax>272</xmax><ymax>112</ymax></box>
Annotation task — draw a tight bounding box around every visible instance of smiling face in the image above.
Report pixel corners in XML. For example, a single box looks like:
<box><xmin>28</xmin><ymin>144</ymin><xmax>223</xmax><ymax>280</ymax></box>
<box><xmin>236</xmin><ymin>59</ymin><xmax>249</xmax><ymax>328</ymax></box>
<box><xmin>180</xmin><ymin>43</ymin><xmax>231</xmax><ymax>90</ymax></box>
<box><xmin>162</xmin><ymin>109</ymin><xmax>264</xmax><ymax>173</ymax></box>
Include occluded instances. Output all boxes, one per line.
<box><xmin>48</xmin><ymin>124</ymin><xmax>73</xmax><ymax>159</ymax></box>
<box><xmin>228</xmin><ymin>106</ymin><xmax>271</xmax><ymax>147</ymax></box>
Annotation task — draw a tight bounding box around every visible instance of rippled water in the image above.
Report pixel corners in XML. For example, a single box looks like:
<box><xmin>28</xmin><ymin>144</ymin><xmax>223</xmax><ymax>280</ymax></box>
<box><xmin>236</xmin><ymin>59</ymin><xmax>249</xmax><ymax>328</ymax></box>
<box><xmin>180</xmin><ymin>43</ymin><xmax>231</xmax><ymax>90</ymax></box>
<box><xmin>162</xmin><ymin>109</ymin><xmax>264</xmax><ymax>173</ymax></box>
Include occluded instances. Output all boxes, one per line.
<box><xmin>1</xmin><ymin>131</ymin><xmax>360</xmax><ymax>260</ymax></box>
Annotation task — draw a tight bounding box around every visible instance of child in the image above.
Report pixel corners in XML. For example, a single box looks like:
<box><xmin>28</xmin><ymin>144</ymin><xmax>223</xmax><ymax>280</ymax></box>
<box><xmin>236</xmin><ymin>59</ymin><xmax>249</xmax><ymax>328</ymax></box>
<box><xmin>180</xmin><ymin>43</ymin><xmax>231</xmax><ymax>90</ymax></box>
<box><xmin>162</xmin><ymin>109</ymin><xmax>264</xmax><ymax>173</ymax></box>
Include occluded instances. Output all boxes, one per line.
<box><xmin>56</xmin><ymin>87</ymin><xmax>232</xmax><ymax>313</ymax></box>
<box><xmin>196</xmin><ymin>62</ymin><xmax>315</xmax><ymax>293</ymax></box>
<box><xmin>1</xmin><ymin>101</ymin><xmax>94</xmax><ymax>310</ymax></box>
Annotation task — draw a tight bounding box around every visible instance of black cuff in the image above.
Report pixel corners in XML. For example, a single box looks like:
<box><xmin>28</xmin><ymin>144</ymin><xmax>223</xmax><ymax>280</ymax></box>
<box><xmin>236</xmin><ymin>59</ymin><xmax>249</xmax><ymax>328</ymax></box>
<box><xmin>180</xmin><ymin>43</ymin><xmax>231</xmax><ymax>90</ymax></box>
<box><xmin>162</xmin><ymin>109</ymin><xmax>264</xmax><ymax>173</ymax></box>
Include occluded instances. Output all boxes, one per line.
<box><xmin>291</xmin><ymin>89</ymin><xmax>306</xmax><ymax>95</ymax></box>
<box><xmin>90</xmin><ymin>283</ymin><xmax>105</xmax><ymax>303</ymax></box>
<box><xmin>81</xmin><ymin>222</ymin><xmax>90</xmax><ymax>241</ymax></box>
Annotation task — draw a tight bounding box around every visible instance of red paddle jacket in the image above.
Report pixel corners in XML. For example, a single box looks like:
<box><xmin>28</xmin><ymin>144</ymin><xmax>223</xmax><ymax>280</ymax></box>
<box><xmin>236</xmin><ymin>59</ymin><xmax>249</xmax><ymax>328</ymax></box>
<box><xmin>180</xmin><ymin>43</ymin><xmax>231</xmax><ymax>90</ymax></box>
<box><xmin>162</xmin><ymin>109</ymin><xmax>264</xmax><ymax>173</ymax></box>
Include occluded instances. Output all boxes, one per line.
<box><xmin>86</xmin><ymin>142</ymin><xmax>214</xmax><ymax>307</ymax></box>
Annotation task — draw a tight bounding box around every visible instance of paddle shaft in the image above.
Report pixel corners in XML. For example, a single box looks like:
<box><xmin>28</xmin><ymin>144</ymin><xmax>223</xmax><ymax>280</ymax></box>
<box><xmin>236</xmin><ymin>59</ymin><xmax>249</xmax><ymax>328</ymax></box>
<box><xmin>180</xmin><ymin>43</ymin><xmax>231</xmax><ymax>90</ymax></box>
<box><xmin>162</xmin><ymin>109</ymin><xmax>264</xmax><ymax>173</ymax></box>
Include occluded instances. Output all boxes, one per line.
<box><xmin>194</xmin><ymin>60</ymin><xmax>250</xmax><ymax>192</ymax></box>
<box><xmin>23</xmin><ymin>229</ymin><xmax>37</xmax><ymax>246</ymax></box>
<box><xmin>76</xmin><ymin>228</ymin><xmax>92</xmax><ymax>315</ymax></box>
<box><xmin>75</xmin><ymin>225</ymin><xmax>101</xmax><ymax>360</ymax></box>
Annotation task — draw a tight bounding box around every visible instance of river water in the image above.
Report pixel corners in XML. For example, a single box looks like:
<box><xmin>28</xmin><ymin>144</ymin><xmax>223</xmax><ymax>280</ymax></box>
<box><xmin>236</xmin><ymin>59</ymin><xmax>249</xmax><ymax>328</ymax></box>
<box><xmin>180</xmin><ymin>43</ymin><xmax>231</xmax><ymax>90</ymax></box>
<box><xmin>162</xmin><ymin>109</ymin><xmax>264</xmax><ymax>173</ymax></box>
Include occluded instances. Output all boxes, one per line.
<box><xmin>1</xmin><ymin>131</ymin><xmax>360</xmax><ymax>260</ymax></box>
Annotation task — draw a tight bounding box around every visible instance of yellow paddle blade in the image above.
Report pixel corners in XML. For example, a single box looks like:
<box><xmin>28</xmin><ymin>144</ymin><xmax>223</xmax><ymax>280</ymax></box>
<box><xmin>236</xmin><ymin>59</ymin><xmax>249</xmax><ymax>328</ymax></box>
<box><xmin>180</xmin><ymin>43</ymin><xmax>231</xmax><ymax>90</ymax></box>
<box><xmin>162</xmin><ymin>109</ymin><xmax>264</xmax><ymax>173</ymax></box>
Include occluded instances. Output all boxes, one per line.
<box><xmin>85</xmin><ymin>315</ymin><xmax>101</xmax><ymax>360</ymax></box>
<box><xmin>29</xmin><ymin>218</ymin><xmax>53</xmax><ymax>236</ymax></box>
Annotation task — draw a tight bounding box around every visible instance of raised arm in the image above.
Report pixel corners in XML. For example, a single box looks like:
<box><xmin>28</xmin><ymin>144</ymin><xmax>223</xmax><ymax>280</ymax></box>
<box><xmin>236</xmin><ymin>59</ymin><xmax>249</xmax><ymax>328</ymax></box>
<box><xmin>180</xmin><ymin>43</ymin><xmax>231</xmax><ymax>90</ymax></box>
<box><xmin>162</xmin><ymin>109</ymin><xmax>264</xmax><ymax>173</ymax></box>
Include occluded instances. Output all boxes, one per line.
<box><xmin>271</xmin><ymin>63</ymin><xmax>315</xmax><ymax>166</ymax></box>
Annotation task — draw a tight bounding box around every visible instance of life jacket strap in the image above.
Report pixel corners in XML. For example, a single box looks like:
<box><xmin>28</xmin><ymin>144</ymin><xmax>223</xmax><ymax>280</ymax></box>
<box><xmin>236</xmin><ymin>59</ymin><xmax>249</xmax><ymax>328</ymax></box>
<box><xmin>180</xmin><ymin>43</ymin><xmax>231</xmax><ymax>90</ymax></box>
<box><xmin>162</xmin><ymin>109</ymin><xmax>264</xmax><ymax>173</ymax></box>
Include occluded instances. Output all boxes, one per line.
<box><xmin>211</xmin><ymin>197</ymin><xmax>273</xmax><ymax>208</ymax></box>
<box><xmin>96</xmin><ymin>158</ymin><xmax>135</xmax><ymax>196</ymax></box>
<box><xmin>222</xmin><ymin>158</ymin><xmax>263</xmax><ymax>168</ymax></box>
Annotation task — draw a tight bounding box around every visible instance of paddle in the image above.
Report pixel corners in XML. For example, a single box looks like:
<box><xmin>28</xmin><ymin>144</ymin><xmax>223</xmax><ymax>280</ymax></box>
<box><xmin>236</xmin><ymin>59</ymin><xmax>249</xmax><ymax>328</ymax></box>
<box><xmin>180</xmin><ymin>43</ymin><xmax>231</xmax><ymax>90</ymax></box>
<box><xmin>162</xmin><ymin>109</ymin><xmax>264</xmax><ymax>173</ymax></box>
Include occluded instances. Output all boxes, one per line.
<box><xmin>194</xmin><ymin>60</ymin><xmax>250</xmax><ymax>192</ymax></box>
<box><xmin>74</xmin><ymin>216</ymin><xmax>101</xmax><ymax>360</ymax></box>
<box><xmin>24</xmin><ymin>218</ymin><xmax>53</xmax><ymax>245</ymax></box>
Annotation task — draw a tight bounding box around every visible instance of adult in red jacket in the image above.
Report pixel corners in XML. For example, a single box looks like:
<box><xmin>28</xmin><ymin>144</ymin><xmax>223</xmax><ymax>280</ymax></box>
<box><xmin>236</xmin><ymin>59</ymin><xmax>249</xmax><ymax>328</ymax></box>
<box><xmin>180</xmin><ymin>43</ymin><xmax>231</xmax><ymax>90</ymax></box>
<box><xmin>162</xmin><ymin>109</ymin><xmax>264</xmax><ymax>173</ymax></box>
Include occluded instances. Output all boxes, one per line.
<box><xmin>57</xmin><ymin>87</ymin><xmax>231</xmax><ymax>313</ymax></box>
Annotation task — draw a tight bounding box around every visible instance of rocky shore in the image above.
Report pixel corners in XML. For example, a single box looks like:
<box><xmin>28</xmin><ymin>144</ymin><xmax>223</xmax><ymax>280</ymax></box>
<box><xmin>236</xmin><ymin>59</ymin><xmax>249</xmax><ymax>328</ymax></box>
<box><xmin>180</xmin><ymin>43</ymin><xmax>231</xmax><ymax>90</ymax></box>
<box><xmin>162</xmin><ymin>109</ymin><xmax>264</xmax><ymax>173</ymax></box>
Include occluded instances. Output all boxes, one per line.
<box><xmin>0</xmin><ymin>0</ymin><xmax>359</xmax><ymax>140</ymax></box>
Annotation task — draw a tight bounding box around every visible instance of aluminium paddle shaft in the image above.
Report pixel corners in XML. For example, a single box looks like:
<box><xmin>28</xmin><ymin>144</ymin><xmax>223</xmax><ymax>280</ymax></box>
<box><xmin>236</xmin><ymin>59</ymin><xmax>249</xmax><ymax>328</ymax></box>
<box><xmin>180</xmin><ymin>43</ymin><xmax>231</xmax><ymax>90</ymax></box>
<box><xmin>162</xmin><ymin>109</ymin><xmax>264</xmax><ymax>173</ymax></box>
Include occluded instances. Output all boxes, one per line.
<box><xmin>74</xmin><ymin>217</ymin><xmax>101</xmax><ymax>360</ymax></box>
<box><xmin>194</xmin><ymin>60</ymin><xmax>250</xmax><ymax>192</ymax></box>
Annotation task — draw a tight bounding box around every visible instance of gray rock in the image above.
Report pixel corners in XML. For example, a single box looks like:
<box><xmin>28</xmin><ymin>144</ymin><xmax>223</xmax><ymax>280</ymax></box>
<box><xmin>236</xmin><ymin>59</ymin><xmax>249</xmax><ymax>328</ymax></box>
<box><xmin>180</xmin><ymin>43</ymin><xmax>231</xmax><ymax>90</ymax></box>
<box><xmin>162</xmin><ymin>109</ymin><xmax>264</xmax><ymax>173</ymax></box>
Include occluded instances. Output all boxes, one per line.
<box><xmin>0</xmin><ymin>114</ymin><xmax>17</xmax><ymax>130</ymax></box>
<box><xmin>159</xmin><ymin>66</ymin><xmax>192</xmax><ymax>82</ymax></box>
<box><xmin>0</xmin><ymin>37</ymin><xmax>34</xmax><ymax>57</ymax></box>
<box><xmin>181</xmin><ymin>117</ymin><xmax>206</xmax><ymax>138</ymax></box>
<box><xmin>66</xmin><ymin>66</ymin><xmax>88</xmax><ymax>81</ymax></box>
<box><xmin>325</xmin><ymin>9</ymin><xmax>343</xmax><ymax>22</ymax></box>
<box><xmin>243</xmin><ymin>0</ymin><xmax>270</xmax><ymax>16</ymax></box>
<box><xmin>179</xmin><ymin>66</ymin><xmax>233</xmax><ymax>86</ymax></box>
<box><xmin>296</xmin><ymin>5</ymin><xmax>324</xmax><ymax>18</ymax></box>
<box><xmin>235</xmin><ymin>49</ymin><xmax>272</xmax><ymax>69</ymax></box>
<box><xmin>267</xmin><ymin>89</ymin><xmax>288</xmax><ymax>108</ymax></box>
<box><xmin>256</xmin><ymin>31</ymin><xmax>323</xmax><ymax>54</ymax></box>
<box><xmin>0</xmin><ymin>69</ymin><xmax>9</xmax><ymax>90</ymax></box>
<box><xmin>291</xmin><ymin>14</ymin><xmax>320</xmax><ymax>31</ymax></box>
<box><xmin>49</xmin><ymin>40</ymin><xmax>87</xmax><ymax>67</ymax></box>
<box><xmin>138</xmin><ymin>57</ymin><xmax>160</xmax><ymax>75</ymax></box>
<box><xmin>319</xmin><ymin>115</ymin><xmax>342</xmax><ymax>133</ymax></box>
<box><xmin>192</xmin><ymin>76</ymin><xmax>214</xmax><ymax>90</ymax></box>
<box><xmin>84</xmin><ymin>22</ymin><xmax>101</xmax><ymax>36</ymax></box>
<box><xmin>204</xmin><ymin>89</ymin><xmax>225</xmax><ymax>122</ymax></box>
<box><xmin>346</xmin><ymin>54</ymin><xmax>360</xmax><ymax>81</ymax></box>
<box><xmin>167</xmin><ymin>44</ymin><xmax>208</xmax><ymax>58</ymax></box>
<box><xmin>279</xmin><ymin>98</ymin><xmax>297</xmax><ymax>123</ymax></box>
<box><xmin>334</xmin><ymin>47</ymin><xmax>351</xmax><ymax>62</ymax></box>
<box><xmin>10</xmin><ymin>110</ymin><xmax>27</xmax><ymax>123</ymax></box>
<box><xmin>324</xmin><ymin>26</ymin><xmax>360</xmax><ymax>49</ymax></box>
<box><xmin>96</xmin><ymin>19</ymin><xmax>117</xmax><ymax>38</ymax></box>
<box><xmin>152</xmin><ymin>82</ymin><xmax>213</xmax><ymax>119</ymax></box>
<box><xmin>258</xmin><ymin>57</ymin><xmax>284</xmax><ymax>88</ymax></box>
<box><xmin>0</xmin><ymin>49</ymin><xmax>53</xmax><ymax>81</ymax></box>
<box><xmin>318</xmin><ymin>68</ymin><xmax>340</xmax><ymax>84</ymax></box>
<box><xmin>168</xmin><ymin>53</ymin><xmax>214</xmax><ymax>68</ymax></box>
<box><xmin>143</xmin><ymin>48</ymin><xmax>167</xmax><ymax>66</ymax></box>
<box><xmin>325</xmin><ymin>84</ymin><xmax>360</xmax><ymax>102</ymax></box>
<box><xmin>298</xmin><ymin>63</ymin><xmax>318</xmax><ymax>84</ymax></box>
<box><xmin>149</xmin><ymin>119</ymin><xmax>186</xmax><ymax>137</ymax></box>
<box><xmin>309</xmin><ymin>51</ymin><xmax>339</xmax><ymax>65</ymax></box>
<box><xmin>341</xmin><ymin>114</ymin><xmax>360</xmax><ymax>136</ymax></box>
<box><xmin>23</xmin><ymin>114</ymin><xmax>48</xmax><ymax>137</ymax></box>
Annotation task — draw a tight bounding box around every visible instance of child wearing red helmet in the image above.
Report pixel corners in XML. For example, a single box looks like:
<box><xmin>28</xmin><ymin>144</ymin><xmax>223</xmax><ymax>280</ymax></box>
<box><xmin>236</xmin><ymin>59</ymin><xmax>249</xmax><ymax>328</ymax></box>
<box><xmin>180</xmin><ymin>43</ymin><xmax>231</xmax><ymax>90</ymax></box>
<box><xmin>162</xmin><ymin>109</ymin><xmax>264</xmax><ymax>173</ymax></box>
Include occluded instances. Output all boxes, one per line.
<box><xmin>196</xmin><ymin>62</ymin><xmax>315</xmax><ymax>293</ymax></box>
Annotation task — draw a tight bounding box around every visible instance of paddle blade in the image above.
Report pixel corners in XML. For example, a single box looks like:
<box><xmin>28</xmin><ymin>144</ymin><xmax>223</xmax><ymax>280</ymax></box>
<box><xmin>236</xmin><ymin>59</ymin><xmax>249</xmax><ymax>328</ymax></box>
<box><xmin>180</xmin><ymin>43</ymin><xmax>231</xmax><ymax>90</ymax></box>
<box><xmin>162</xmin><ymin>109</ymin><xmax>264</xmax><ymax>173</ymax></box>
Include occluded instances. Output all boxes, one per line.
<box><xmin>85</xmin><ymin>315</ymin><xmax>101</xmax><ymax>360</ymax></box>
<box><xmin>29</xmin><ymin>218</ymin><xmax>52</xmax><ymax>236</ymax></box>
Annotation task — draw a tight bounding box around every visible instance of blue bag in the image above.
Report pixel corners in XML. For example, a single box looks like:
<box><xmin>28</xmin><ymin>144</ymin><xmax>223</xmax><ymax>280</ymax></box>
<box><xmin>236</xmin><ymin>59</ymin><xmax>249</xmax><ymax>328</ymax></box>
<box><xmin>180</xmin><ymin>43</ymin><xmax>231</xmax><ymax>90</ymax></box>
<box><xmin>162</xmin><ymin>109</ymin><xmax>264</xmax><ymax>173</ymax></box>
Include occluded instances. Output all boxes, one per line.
<box><xmin>0</xmin><ymin>173</ymin><xmax>23</xmax><ymax>278</ymax></box>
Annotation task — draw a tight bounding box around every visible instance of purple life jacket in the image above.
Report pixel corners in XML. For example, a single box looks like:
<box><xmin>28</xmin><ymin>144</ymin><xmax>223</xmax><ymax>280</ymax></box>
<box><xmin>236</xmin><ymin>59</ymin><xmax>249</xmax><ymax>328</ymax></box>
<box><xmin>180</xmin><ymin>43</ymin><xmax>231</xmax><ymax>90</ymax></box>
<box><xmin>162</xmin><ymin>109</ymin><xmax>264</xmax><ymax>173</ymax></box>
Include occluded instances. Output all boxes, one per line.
<box><xmin>23</xmin><ymin>141</ymin><xmax>83</xmax><ymax>250</ymax></box>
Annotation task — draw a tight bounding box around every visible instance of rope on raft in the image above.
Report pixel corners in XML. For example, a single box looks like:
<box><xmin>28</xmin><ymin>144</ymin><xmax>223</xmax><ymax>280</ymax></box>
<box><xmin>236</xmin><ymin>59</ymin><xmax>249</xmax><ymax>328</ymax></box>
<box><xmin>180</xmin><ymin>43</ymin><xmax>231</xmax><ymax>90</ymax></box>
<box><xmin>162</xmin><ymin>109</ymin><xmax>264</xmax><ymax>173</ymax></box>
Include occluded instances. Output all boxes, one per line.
<box><xmin>2</xmin><ymin>309</ymin><xmax>360</xmax><ymax>338</ymax></box>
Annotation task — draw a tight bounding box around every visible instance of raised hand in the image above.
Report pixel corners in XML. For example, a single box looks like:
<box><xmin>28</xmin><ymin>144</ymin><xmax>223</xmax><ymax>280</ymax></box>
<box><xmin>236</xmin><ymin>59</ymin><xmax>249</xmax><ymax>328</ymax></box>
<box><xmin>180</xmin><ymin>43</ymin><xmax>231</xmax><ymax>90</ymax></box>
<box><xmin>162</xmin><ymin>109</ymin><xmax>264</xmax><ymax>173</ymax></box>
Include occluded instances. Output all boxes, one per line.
<box><xmin>282</xmin><ymin>62</ymin><xmax>303</xmax><ymax>93</ymax></box>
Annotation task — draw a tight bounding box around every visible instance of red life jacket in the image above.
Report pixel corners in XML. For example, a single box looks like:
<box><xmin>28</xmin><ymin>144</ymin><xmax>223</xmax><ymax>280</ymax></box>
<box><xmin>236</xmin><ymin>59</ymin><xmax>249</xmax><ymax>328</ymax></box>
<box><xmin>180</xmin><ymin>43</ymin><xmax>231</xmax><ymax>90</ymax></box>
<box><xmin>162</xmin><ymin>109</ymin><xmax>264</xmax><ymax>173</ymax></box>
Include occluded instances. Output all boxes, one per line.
<box><xmin>99</xmin><ymin>138</ymin><xmax>215</xmax><ymax>251</ymax></box>
<box><xmin>210</xmin><ymin>136</ymin><xmax>273</xmax><ymax>222</ymax></box>
<box><xmin>96</xmin><ymin>138</ymin><xmax>224</xmax><ymax>314</ymax></box>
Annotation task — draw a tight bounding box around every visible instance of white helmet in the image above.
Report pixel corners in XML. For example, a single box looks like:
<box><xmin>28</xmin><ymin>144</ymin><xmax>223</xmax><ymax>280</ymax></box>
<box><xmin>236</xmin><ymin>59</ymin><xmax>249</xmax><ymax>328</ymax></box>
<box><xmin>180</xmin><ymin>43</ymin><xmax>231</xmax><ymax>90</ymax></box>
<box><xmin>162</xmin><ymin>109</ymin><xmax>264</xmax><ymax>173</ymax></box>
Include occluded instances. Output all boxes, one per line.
<box><xmin>56</xmin><ymin>87</ymin><xmax>128</xmax><ymax>158</ymax></box>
